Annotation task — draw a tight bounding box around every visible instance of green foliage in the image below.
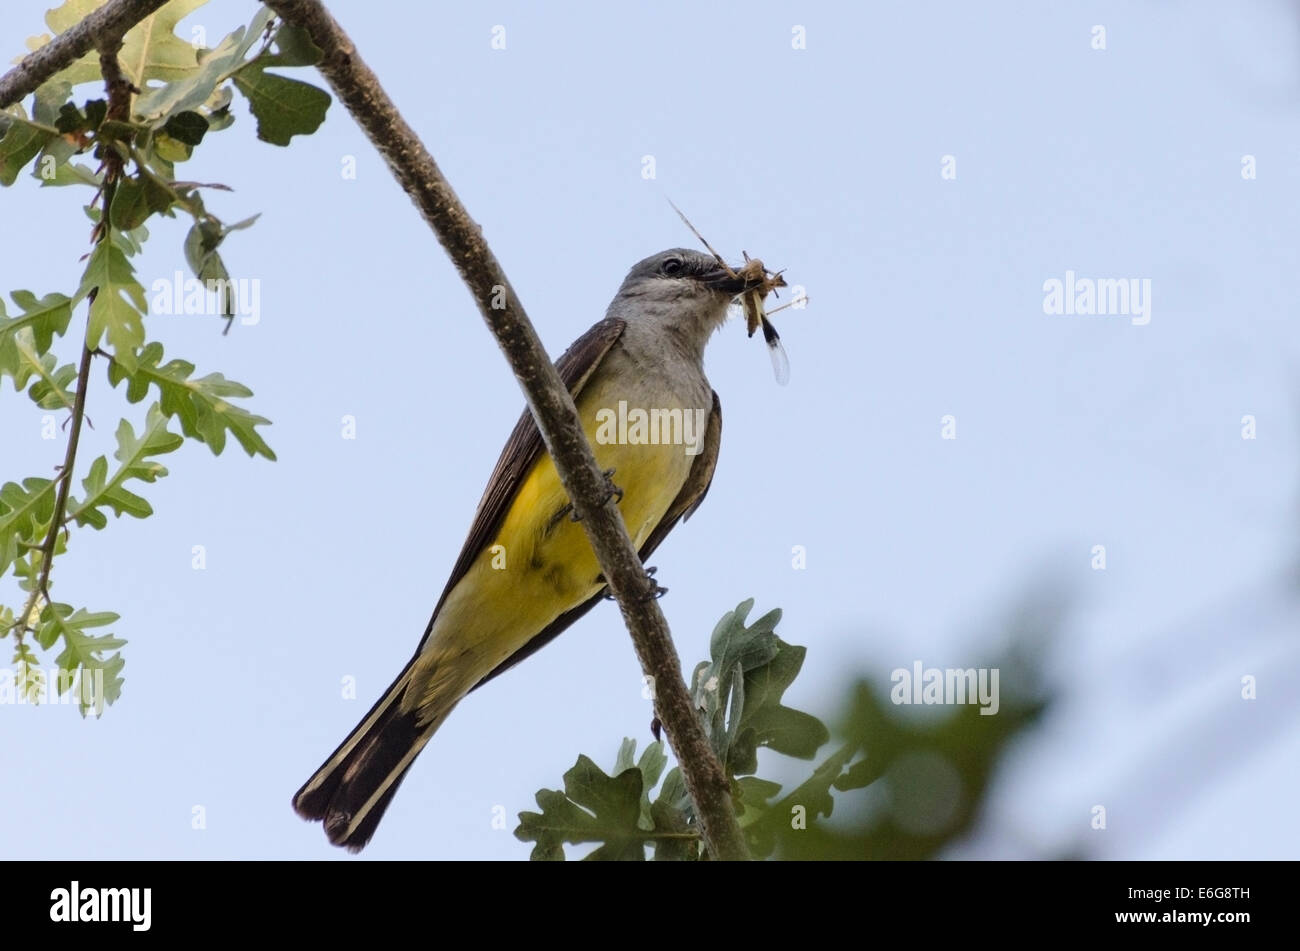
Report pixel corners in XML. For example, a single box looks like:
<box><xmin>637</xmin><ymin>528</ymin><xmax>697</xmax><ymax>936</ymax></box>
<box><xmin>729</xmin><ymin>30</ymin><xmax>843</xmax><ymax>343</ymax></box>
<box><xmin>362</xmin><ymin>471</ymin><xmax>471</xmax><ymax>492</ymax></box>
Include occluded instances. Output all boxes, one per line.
<box><xmin>4</xmin><ymin>2</ymin><xmax>332</xmax><ymax>331</ymax></box>
<box><xmin>231</xmin><ymin>65</ymin><xmax>329</xmax><ymax>146</ymax></box>
<box><xmin>21</xmin><ymin>351</ymin><xmax>78</xmax><ymax>411</ymax></box>
<box><xmin>27</xmin><ymin>0</ymin><xmax>209</xmax><ymax>89</ymax></box>
<box><xmin>67</xmin><ymin>404</ymin><xmax>184</xmax><ymax>529</ymax></box>
<box><xmin>180</xmin><ymin>198</ymin><xmax>260</xmax><ymax>320</ymax></box>
<box><xmin>35</xmin><ymin>602</ymin><xmax>126</xmax><ymax>716</ymax></box>
<box><xmin>10</xmin><ymin>632</ymin><xmax>46</xmax><ymax>704</ymax></box>
<box><xmin>0</xmin><ymin>291</ymin><xmax>73</xmax><ymax>391</ymax></box>
<box><xmin>0</xmin><ymin>107</ymin><xmax>54</xmax><ymax>186</ymax></box>
<box><xmin>516</xmin><ymin>739</ymin><xmax>706</xmax><ymax>861</ymax></box>
<box><xmin>516</xmin><ymin>747</ymin><xmax>659</xmax><ymax>861</ymax></box>
<box><xmin>517</xmin><ymin>599</ymin><xmax>1053</xmax><ymax>860</ymax></box>
<box><xmin>1</xmin><ymin>2</ymin><xmax>328</xmax><ymax>712</ymax></box>
<box><xmin>516</xmin><ymin>599</ymin><xmax>831</xmax><ymax>860</ymax></box>
<box><xmin>107</xmin><ymin>341</ymin><xmax>274</xmax><ymax>459</ymax></box>
<box><xmin>693</xmin><ymin>599</ymin><xmax>829</xmax><ymax>776</ymax></box>
<box><xmin>75</xmin><ymin>239</ymin><xmax>147</xmax><ymax>372</ymax></box>
<box><xmin>0</xmin><ymin>477</ymin><xmax>57</xmax><ymax>577</ymax></box>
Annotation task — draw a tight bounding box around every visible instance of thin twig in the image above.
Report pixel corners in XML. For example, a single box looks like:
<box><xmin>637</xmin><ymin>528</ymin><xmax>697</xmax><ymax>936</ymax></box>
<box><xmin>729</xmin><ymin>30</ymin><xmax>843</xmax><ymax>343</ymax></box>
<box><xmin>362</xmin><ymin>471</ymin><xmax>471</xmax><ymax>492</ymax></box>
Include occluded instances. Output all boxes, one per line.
<box><xmin>0</xmin><ymin>0</ymin><xmax>167</xmax><ymax>109</ymax></box>
<box><xmin>11</xmin><ymin>42</ymin><xmax>134</xmax><ymax>647</ymax></box>
<box><xmin>27</xmin><ymin>344</ymin><xmax>94</xmax><ymax>603</ymax></box>
<box><xmin>264</xmin><ymin>0</ymin><xmax>750</xmax><ymax>859</ymax></box>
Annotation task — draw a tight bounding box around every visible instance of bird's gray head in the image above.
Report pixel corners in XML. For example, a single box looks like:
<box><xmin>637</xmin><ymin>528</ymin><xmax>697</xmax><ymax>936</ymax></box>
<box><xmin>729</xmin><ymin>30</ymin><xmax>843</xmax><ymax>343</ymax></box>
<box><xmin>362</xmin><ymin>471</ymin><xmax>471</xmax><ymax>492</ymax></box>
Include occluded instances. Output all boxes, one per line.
<box><xmin>605</xmin><ymin>249</ymin><xmax>757</xmax><ymax>352</ymax></box>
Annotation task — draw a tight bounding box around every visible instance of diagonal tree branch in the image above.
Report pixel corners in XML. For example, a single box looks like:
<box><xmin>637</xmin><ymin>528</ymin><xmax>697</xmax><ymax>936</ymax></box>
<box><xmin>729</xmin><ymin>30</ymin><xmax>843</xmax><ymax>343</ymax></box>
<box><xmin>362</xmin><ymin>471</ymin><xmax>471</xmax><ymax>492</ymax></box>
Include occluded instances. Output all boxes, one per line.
<box><xmin>262</xmin><ymin>0</ymin><xmax>749</xmax><ymax>860</ymax></box>
<box><xmin>0</xmin><ymin>0</ymin><xmax>168</xmax><ymax>109</ymax></box>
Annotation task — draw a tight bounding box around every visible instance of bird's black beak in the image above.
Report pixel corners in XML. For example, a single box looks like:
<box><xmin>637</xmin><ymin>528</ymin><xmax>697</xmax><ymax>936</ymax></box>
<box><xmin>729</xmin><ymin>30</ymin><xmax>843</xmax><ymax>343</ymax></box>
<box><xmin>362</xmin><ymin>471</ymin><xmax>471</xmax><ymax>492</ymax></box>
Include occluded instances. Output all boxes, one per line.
<box><xmin>701</xmin><ymin>265</ymin><xmax>756</xmax><ymax>295</ymax></box>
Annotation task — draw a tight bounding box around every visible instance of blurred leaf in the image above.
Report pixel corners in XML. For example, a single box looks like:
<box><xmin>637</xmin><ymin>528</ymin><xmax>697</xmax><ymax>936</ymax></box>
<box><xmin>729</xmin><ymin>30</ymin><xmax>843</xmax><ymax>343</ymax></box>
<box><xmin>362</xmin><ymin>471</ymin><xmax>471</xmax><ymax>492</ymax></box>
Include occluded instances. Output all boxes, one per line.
<box><xmin>163</xmin><ymin>109</ymin><xmax>209</xmax><ymax>145</ymax></box>
<box><xmin>183</xmin><ymin>214</ymin><xmax>227</xmax><ymax>282</ymax></box>
<box><xmin>231</xmin><ymin>65</ymin><xmax>329</xmax><ymax>146</ymax></box>
<box><xmin>263</xmin><ymin>23</ymin><xmax>323</xmax><ymax>67</ymax></box>
<box><xmin>774</xmin><ymin>741</ymin><xmax>859</xmax><ymax>827</ymax></box>
<box><xmin>108</xmin><ymin>175</ymin><xmax>149</xmax><ymax>230</ymax></box>
<box><xmin>735</xmin><ymin>775</ymin><xmax>782</xmax><ymax>858</ymax></box>
<box><xmin>614</xmin><ymin>738</ymin><xmax>667</xmax><ymax>832</ymax></box>
<box><xmin>36</xmin><ymin>602</ymin><xmax>125</xmax><ymax>716</ymax></box>
<box><xmin>32</xmin><ymin>80</ymin><xmax>73</xmax><ymax>126</ymax></box>
<box><xmin>773</xmin><ymin>648</ymin><xmax>1052</xmax><ymax>860</ymax></box>
<box><xmin>10</xmin><ymin>639</ymin><xmax>46</xmax><ymax>704</ymax></box>
<box><xmin>26</xmin><ymin>0</ymin><xmax>209</xmax><ymax>90</ymax></box>
<box><xmin>738</xmin><ymin>775</ymin><xmax>782</xmax><ymax>809</ymax></box>
<box><xmin>179</xmin><ymin>207</ymin><xmax>260</xmax><ymax>323</ymax></box>
<box><xmin>35</xmin><ymin>155</ymin><xmax>99</xmax><ymax>188</ymax></box>
<box><xmin>0</xmin><ymin>109</ymin><xmax>55</xmax><ymax>186</ymax></box>
<box><xmin>650</xmin><ymin>767</ymin><xmax>698</xmax><ymax>861</ymax></box>
<box><xmin>833</xmin><ymin>758</ymin><xmax>877</xmax><ymax>792</ymax></box>
<box><xmin>108</xmin><ymin>165</ymin><xmax>179</xmax><ymax>230</ymax></box>
<box><xmin>52</xmin><ymin>97</ymin><xmax>105</xmax><ymax>135</ymax></box>
<box><xmin>133</xmin><ymin>17</ymin><xmax>258</xmax><ymax>126</ymax></box>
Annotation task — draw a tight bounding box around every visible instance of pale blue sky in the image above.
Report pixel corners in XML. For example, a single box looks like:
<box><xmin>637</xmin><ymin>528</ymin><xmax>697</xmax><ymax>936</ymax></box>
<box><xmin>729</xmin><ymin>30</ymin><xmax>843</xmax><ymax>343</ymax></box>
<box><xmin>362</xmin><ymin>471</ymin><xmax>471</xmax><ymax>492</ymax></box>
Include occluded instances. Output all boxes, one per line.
<box><xmin>2</xmin><ymin>0</ymin><xmax>1297</xmax><ymax>859</ymax></box>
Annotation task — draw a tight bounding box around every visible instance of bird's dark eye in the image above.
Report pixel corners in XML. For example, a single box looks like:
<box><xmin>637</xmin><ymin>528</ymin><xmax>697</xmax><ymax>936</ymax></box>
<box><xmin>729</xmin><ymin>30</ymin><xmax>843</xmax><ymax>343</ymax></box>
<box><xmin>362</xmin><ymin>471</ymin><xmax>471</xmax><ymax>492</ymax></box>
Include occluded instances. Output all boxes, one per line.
<box><xmin>661</xmin><ymin>257</ymin><xmax>684</xmax><ymax>276</ymax></box>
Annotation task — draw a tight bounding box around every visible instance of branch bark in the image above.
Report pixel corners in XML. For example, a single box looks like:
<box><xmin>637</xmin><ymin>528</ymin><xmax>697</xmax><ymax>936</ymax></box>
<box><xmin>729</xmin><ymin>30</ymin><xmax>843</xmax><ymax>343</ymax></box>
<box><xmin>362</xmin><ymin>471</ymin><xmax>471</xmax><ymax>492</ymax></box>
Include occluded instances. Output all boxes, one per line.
<box><xmin>0</xmin><ymin>0</ymin><xmax>167</xmax><ymax>109</ymax></box>
<box><xmin>263</xmin><ymin>0</ymin><xmax>749</xmax><ymax>859</ymax></box>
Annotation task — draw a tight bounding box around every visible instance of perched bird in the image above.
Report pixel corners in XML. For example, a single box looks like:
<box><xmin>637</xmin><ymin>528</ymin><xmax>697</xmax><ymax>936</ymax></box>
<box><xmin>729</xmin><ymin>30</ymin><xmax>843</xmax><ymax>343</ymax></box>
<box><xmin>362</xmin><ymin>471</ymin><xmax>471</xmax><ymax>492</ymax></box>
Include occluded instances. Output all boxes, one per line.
<box><xmin>293</xmin><ymin>248</ymin><xmax>759</xmax><ymax>850</ymax></box>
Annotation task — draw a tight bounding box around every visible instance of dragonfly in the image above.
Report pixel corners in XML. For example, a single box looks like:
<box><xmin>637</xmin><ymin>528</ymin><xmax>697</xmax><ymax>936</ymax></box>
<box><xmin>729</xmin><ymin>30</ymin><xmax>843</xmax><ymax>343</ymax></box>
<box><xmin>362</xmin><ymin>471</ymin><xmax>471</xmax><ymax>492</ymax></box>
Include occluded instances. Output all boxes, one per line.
<box><xmin>668</xmin><ymin>200</ymin><xmax>805</xmax><ymax>386</ymax></box>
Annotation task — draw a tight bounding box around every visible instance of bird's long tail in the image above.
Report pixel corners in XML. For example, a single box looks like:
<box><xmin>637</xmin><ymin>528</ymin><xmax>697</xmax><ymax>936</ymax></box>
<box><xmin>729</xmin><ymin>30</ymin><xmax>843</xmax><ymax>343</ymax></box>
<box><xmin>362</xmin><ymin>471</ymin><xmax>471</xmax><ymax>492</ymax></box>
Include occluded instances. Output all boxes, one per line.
<box><xmin>292</xmin><ymin>654</ymin><xmax>455</xmax><ymax>851</ymax></box>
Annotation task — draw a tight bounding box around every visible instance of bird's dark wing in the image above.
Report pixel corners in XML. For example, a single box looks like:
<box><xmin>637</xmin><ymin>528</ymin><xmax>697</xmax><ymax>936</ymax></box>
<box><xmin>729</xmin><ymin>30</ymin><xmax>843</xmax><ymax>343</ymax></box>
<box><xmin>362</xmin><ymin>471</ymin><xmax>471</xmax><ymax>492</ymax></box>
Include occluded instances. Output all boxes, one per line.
<box><xmin>471</xmin><ymin>390</ymin><xmax>723</xmax><ymax>689</ymax></box>
<box><xmin>635</xmin><ymin>389</ymin><xmax>723</xmax><ymax>560</ymax></box>
<box><xmin>416</xmin><ymin>317</ymin><xmax>627</xmax><ymax>652</ymax></box>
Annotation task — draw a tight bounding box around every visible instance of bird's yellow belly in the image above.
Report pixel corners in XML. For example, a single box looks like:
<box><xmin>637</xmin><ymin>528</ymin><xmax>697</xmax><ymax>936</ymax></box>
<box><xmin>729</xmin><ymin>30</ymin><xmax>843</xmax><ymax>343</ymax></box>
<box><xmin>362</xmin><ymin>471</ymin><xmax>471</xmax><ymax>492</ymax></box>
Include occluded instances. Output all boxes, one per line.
<box><xmin>414</xmin><ymin>401</ymin><xmax>695</xmax><ymax>703</ymax></box>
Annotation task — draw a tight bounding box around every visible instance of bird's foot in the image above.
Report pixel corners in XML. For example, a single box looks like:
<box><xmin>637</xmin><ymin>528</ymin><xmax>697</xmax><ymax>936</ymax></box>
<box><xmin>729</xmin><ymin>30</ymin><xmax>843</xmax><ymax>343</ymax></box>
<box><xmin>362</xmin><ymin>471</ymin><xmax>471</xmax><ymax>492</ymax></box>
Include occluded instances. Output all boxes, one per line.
<box><xmin>570</xmin><ymin>468</ymin><xmax>623</xmax><ymax>520</ymax></box>
<box><xmin>600</xmin><ymin>566</ymin><xmax>665</xmax><ymax>601</ymax></box>
<box><xmin>640</xmin><ymin>566</ymin><xmax>667</xmax><ymax>601</ymax></box>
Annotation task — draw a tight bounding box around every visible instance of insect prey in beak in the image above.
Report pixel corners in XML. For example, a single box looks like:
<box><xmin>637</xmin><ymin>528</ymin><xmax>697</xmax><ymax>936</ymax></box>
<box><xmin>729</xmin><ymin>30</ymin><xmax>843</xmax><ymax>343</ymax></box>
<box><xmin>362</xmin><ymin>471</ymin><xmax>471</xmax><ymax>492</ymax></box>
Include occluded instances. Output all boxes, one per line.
<box><xmin>667</xmin><ymin>200</ymin><xmax>804</xmax><ymax>386</ymax></box>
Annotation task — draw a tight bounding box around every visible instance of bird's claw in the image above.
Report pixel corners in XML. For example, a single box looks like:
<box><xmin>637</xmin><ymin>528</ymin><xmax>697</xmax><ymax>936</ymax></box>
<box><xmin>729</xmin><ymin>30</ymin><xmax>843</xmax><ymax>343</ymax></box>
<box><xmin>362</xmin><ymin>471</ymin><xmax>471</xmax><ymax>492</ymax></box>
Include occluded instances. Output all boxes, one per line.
<box><xmin>642</xmin><ymin>582</ymin><xmax>668</xmax><ymax>601</ymax></box>
<box><xmin>599</xmin><ymin>567</ymin><xmax>665</xmax><ymax>601</ymax></box>
<box><xmin>603</xmin><ymin>469</ymin><xmax>625</xmax><ymax>506</ymax></box>
<box><xmin>570</xmin><ymin>468</ymin><xmax>623</xmax><ymax>520</ymax></box>
<box><xmin>641</xmin><ymin>567</ymin><xmax>667</xmax><ymax>601</ymax></box>
<box><xmin>572</xmin><ymin>467</ymin><xmax>626</xmax><ymax>519</ymax></box>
